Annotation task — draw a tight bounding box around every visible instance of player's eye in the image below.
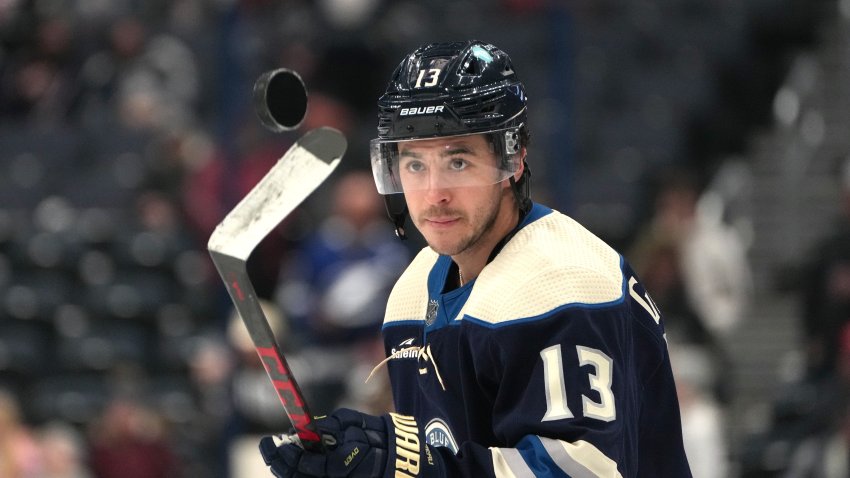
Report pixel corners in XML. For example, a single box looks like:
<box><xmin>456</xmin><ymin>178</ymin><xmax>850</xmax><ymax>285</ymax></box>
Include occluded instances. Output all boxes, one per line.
<box><xmin>403</xmin><ymin>159</ymin><xmax>426</xmax><ymax>173</ymax></box>
<box><xmin>448</xmin><ymin>158</ymin><xmax>468</xmax><ymax>172</ymax></box>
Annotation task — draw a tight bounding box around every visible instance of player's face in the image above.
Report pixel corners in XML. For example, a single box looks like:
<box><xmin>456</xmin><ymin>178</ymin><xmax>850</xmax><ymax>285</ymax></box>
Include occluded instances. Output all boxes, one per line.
<box><xmin>398</xmin><ymin>134</ymin><xmax>514</xmax><ymax>257</ymax></box>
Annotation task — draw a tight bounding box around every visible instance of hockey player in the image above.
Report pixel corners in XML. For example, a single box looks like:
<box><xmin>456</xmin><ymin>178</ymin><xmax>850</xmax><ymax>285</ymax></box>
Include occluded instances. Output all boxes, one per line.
<box><xmin>260</xmin><ymin>40</ymin><xmax>693</xmax><ymax>477</ymax></box>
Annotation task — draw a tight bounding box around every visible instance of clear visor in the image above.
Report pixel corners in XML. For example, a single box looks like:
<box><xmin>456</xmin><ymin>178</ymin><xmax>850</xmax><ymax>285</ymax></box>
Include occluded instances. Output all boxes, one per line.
<box><xmin>370</xmin><ymin>129</ymin><xmax>522</xmax><ymax>195</ymax></box>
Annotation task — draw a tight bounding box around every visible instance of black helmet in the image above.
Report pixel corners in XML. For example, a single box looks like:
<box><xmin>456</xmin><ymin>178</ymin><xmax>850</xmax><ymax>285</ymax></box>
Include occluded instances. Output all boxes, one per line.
<box><xmin>370</xmin><ymin>40</ymin><xmax>531</xmax><ymax>238</ymax></box>
<box><xmin>376</xmin><ymin>40</ymin><xmax>527</xmax><ymax>140</ymax></box>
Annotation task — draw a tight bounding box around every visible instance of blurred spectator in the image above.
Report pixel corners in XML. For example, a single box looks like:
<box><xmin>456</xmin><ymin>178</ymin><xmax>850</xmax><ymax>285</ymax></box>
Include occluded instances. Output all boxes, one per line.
<box><xmin>225</xmin><ymin>299</ymin><xmax>291</xmax><ymax>435</ymax></box>
<box><xmin>340</xmin><ymin>334</ymin><xmax>395</xmax><ymax>416</ymax></box>
<box><xmin>143</xmin><ymin>127</ymin><xmax>215</xmax><ymax>208</ymax></box>
<box><xmin>742</xmin><ymin>322</ymin><xmax>850</xmax><ymax>477</ymax></box>
<box><xmin>670</xmin><ymin>345</ymin><xmax>729</xmax><ymax>478</ymax></box>
<box><xmin>275</xmin><ymin>170</ymin><xmax>408</xmax><ymax>345</ymax></box>
<box><xmin>179</xmin><ymin>137</ymin><xmax>231</xmax><ymax>246</ymax></box>
<box><xmin>634</xmin><ymin>176</ymin><xmax>741</xmax><ymax>474</ymax></box>
<box><xmin>299</xmin><ymin>90</ymin><xmax>355</xmax><ymax>137</ymax></box>
<box><xmin>783</xmin><ymin>321</ymin><xmax>850</xmax><ymax>477</ymax></box>
<box><xmin>183</xmin><ymin>334</ymin><xmax>236</xmax><ymax>478</ymax></box>
<box><xmin>75</xmin><ymin>14</ymin><xmax>199</xmax><ymax>132</ymax></box>
<box><xmin>87</xmin><ymin>398</ymin><xmax>180</xmax><ymax>478</ymax></box>
<box><xmin>223</xmin><ymin>300</ymin><xmax>293</xmax><ymax>478</ymax></box>
<box><xmin>274</xmin><ymin>170</ymin><xmax>408</xmax><ymax>412</ymax></box>
<box><xmin>633</xmin><ymin>236</ymin><xmax>709</xmax><ymax>347</ymax></box>
<box><xmin>36</xmin><ymin>421</ymin><xmax>93</xmax><ymax>478</ymax></box>
<box><xmin>0</xmin><ymin>389</ymin><xmax>41</xmax><ymax>478</ymax></box>
<box><xmin>132</xmin><ymin>189</ymin><xmax>199</xmax><ymax>269</ymax></box>
<box><xmin>136</xmin><ymin>190</ymin><xmax>187</xmax><ymax>238</ymax></box>
<box><xmin>181</xmin><ymin>127</ymin><xmax>300</xmax><ymax>298</ymax></box>
<box><xmin>0</xmin><ymin>13</ymin><xmax>81</xmax><ymax>125</ymax></box>
<box><xmin>799</xmin><ymin>157</ymin><xmax>850</xmax><ymax>378</ymax></box>
<box><xmin>629</xmin><ymin>169</ymin><xmax>750</xmax><ymax>403</ymax></box>
<box><xmin>632</xmin><ymin>169</ymin><xmax>753</xmax><ymax>338</ymax></box>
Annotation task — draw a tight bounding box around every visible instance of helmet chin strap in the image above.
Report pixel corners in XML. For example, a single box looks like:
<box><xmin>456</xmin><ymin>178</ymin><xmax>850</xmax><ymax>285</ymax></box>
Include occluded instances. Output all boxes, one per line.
<box><xmin>486</xmin><ymin>171</ymin><xmax>532</xmax><ymax>265</ymax></box>
<box><xmin>384</xmin><ymin>194</ymin><xmax>409</xmax><ymax>240</ymax></box>
<box><xmin>510</xmin><ymin>159</ymin><xmax>532</xmax><ymax>216</ymax></box>
<box><xmin>392</xmin><ymin>214</ymin><xmax>408</xmax><ymax>240</ymax></box>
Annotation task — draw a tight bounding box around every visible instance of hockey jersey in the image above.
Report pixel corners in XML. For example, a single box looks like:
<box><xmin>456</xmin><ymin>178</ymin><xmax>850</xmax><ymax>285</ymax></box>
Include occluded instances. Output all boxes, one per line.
<box><xmin>381</xmin><ymin>203</ymin><xmax>693</xmax><ymax>477</ymax></box>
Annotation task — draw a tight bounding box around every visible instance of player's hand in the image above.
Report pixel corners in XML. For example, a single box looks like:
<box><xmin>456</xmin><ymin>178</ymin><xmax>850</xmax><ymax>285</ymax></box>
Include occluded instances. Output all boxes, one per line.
<box><xmin>259</xmin><ymin>408</ymin><xmax>394</xmax><ymax>478</ymax></box>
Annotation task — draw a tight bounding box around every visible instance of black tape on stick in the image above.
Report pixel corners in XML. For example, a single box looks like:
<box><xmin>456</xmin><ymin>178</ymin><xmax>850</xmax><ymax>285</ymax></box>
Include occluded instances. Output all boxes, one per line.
<box><xmin>254</xmin><ymin>68</ymin><xmax>308</xmax><ymax>132</ymax></box>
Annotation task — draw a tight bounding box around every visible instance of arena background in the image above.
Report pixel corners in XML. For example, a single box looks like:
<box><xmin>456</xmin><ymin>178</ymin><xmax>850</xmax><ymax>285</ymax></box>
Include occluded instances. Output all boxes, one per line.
<box><xmin>1</xmin><ymin>1</ymin><xmax>848</xmax><ymax>477</ymax></box>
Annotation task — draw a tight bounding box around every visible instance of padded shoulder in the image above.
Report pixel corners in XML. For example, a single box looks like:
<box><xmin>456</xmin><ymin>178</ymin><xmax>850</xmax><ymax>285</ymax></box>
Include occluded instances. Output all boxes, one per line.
<box><xmin>460</xmin><ymin>211</ymin><xmax>625</xmax><ymax>326</ymax></box>
<box><xmin>382</xmin><ymin>211</ymin><xmax>625</xmax><ymax>327</ymax></box>
<box><xmin>383</xmin><ymin>247</ymin><xmax>438</xmax><ymax>325</ymax></box>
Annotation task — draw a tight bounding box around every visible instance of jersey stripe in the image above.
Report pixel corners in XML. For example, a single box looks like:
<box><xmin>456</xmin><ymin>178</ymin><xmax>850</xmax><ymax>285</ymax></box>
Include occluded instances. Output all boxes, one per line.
<box><xmin>493</xmin><ymin>437</ymin><xmax>623</xmax><ymax>478</ymax></box>
<box><xmin>539</xmin><ymin>437</ymin><xmax>623</xmax><ymax>478</ymax></box>
<box><xmin>491</xmin><ymin>447</ymin><xmax>535</xmax><ymax>478</ymax></box>
<box><xmin>517</xmin><ymin>436</ymin><xmax>570</xmax><ymax>477</ymax></box>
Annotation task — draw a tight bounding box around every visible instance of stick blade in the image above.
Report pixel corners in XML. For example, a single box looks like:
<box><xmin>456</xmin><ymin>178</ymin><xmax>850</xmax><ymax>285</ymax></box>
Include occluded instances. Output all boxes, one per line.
<box><xmin>207</xmin><ymin>127</ymin><xmax>346</xmax><ymax>259</ymax></box>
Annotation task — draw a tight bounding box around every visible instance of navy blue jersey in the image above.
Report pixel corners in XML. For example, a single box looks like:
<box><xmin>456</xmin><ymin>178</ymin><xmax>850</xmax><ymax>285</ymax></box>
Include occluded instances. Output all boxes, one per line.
<box><xmin>381</xmin><ymin>204</ymin><xmax>692</xmax><ymax>477</ymax></box>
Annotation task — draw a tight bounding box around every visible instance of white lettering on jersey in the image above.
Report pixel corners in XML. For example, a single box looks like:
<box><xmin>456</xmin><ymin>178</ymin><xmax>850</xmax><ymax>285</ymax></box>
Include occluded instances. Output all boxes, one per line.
<box><xmin>388</xmin><ymin>337</ymin><xmax>419</xmax><ymax>359</ymax></box>
<box><xmin>424</xmin><ymin>418</ymin><xmax>459</xmax><ymax>454</ymax></box>
<box><xmin>390</xmin><ymin>413</ymin><xmax>421</xmax><ymax>477</ymax></box>
<box><xmin>540</xmin><ymin>345</ymin><xmax>616</xmax><ymax>423</ymax></box>
<box><xmin>629</xmin><ymin>276</ymin><xmax>661</xmax><ymax>324</ymax></box>
<box><xmin>541</xmin><ymin>344</ymin><xmax>574</xmax><ymax>421</ymax></box>
<box><xmin>577</xmin><ymin>346</ymin><xmax>616</xmax><ymax>422</ymax></box>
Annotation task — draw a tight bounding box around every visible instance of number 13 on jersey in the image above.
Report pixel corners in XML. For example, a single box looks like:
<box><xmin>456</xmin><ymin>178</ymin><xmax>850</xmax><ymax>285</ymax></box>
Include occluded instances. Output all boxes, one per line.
<box><xmin>538</xmin><ymin>276</ymin><xmax>662</xmax><ymax>424</ymax></box>
<box><xmin>540</xmin><ymin>345</ymin><xmax>616</xmax><ymax>423</ymax></box>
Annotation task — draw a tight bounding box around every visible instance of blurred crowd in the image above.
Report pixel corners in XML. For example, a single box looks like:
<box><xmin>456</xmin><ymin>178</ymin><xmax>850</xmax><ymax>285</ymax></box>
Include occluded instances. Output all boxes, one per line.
<box><xmin>0</xmin><ymin>0</ymin><xmax>846</xmax><ymax>477</ymax></box>
<box><xmin>0</xmin><ymin>1</ymin><xmax>529</xmax><ymax>476</ymax></box>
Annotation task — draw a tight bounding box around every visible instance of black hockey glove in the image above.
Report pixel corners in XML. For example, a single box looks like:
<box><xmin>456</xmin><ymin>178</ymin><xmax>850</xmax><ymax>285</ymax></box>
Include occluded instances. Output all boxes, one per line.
<box><xmin>260</xmin><ymin>408</ymin><xmax>438</xmax><ymax>478</ymax></box>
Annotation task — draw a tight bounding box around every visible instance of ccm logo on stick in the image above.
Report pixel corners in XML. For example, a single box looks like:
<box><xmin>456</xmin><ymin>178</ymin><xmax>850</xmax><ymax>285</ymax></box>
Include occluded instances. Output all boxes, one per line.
<box><xmin>400</xmin><ymin>106</ymin><xmax>444</xmax><ymax>116</ymax></box>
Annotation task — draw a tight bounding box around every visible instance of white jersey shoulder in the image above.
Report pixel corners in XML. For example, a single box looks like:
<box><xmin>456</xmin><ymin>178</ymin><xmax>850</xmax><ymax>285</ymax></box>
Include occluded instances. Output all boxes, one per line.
<box><xmin>383</xmin><ymin>246</ymin><xmax>438</xmax><ymax>325</ymax></box>
<box><xmin>382</xmin><ymin>211</ymin><xmax>624</xmax><ymax>326</ymax></box>
<box><xmin>461</xmin><ymin>211</ymin><xmax>624</xmax><ymax>326</ymax></box>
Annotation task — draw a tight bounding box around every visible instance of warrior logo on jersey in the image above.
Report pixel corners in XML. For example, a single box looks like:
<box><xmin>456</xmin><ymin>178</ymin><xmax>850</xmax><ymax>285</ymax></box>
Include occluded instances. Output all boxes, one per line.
<box><xmin>425</xmin><ymin>299</ymin><xmax>439</xmax><ymax>326</ymax></box>
<box><xmin>424</xmin><ymin>418</ymin><xmax>459</xmax><ymax>454</ymax></box>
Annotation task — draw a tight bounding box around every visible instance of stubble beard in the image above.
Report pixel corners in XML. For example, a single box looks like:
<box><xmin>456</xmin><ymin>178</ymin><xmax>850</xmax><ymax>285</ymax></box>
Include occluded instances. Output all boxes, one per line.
<box><xmin>421</xmin><ymin>193</ymin><xmax>502</xmax><ymax>257</ymax></box>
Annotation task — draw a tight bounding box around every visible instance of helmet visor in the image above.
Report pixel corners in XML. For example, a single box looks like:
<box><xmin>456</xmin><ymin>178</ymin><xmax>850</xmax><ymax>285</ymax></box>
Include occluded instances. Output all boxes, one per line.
<box><xmin>370</xmin><ymin>129</ymin><xmax>522</xmax><ymax>195</ymax></box>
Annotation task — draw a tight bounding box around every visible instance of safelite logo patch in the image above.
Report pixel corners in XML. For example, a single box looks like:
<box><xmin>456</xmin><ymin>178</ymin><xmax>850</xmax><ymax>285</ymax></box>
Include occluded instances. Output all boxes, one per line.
<box><xmin>390</xmin><ymin>337</ymin><xmax>418</xmax><ymax>359</ymax></box>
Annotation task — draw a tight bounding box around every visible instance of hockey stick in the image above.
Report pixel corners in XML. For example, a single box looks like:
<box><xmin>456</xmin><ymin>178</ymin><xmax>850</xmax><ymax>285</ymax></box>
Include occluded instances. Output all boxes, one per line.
<box><xmin>208</xmin><ymin>126</ymin><xmax>346</xmax><ymax>451</ymax></box>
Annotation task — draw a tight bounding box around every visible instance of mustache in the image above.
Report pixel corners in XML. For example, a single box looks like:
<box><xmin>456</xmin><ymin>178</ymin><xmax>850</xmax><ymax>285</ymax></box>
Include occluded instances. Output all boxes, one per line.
<box><xmin>419</xmin><ymin>207</ymin><xmax>464</xmax><ymax>220</ymax></box>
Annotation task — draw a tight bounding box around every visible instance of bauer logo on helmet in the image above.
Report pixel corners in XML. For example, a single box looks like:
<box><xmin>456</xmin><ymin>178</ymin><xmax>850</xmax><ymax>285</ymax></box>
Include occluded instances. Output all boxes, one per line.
<box><xmin>399</xmin><ymin>105</ymin><xmax>446</xmax><ymax>116</ymax></box>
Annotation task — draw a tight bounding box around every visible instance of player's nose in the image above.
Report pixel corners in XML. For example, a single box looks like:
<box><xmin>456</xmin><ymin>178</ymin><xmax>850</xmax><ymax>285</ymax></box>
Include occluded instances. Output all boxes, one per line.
<box><xmin>423</xmin><ymin>179</ymin><xmax>451</xmax><ymax>204</ymax></box>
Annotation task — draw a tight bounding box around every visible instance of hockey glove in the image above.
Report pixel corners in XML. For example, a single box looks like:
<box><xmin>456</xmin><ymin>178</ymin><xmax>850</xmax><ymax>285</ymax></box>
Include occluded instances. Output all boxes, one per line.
<box><xmin>259</xmin><ymin>408</ymin><xmax>437</xmax><ymax>478</ymax></box>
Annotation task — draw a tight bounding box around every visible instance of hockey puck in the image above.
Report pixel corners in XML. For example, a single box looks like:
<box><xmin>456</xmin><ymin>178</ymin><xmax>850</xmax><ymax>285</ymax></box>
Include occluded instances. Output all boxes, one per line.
<box><xmin>253</xmin><ymin>68</ymin><xmax>308</xmax><ymax>132</ymax></box>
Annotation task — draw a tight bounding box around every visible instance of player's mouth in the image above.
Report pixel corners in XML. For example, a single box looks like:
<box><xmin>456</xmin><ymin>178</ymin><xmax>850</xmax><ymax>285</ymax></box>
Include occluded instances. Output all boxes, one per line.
<box><xmin>424</xmin><ymin>217</ymin><xmax>461</xmax><ymax>229</ymax></box>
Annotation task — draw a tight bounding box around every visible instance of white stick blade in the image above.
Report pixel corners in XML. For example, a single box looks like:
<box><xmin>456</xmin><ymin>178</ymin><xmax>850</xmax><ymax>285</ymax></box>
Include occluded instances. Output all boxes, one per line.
<box><xmin>207</xmin><ymin>127</ymin><xmax>346</xmax><ymax>259</ymax></box>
